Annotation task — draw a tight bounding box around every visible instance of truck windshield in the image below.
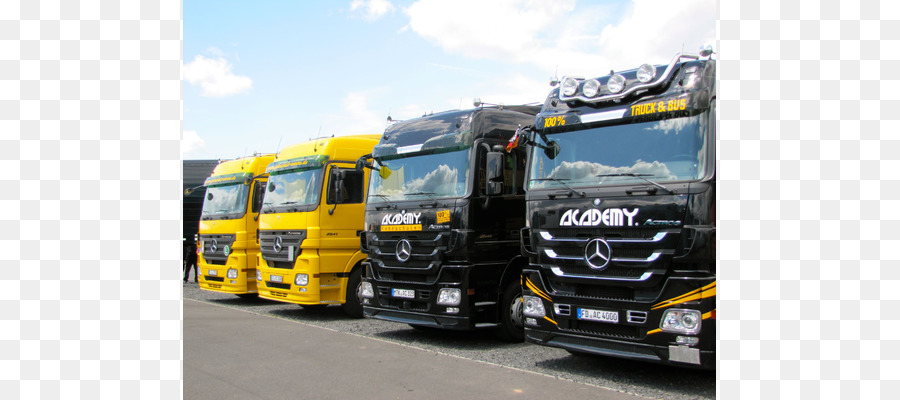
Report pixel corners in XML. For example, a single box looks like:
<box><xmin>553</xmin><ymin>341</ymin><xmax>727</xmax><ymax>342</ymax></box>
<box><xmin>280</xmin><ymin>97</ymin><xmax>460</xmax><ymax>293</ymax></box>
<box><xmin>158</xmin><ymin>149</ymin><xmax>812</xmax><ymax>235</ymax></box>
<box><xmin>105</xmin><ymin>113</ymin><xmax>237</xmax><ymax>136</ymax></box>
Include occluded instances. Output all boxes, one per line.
<box><xmin>368</xmin><ymin>149</ymin><xmax>470</xmax><ymax>202</ymax></box>
<box><xmin>201</xmin><ymin>183</ymin><xmax>249</xmax><ymax>219</ymax></box>
<box><xmin>529</xmin><ymin>113</ymin><xmax>708</xmax><ymax>190</ymax></box>
<box><xmin>263</xmin><ymin>168</ymin><xmax>322</xmax><ymax>211</ymax></box>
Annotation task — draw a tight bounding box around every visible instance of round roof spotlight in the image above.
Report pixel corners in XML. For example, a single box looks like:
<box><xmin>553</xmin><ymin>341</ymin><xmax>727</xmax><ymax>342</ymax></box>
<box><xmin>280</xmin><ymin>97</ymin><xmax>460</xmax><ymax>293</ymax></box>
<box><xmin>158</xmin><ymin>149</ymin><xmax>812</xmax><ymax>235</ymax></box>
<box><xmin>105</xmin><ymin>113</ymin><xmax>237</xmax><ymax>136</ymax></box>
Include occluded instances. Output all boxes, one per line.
<box><xmin>637</xmin><ymin>64</ymin><xmax>656</xmax><ymax>83</ymax></box>
<box><xmin>582</xmin><ymin>79</ymin><xmax>601</xmax><ymax>97</ymax></box>
<box><xmin>607</xmin><ymin>74</ymin><xmax>626</xmax><ymax>93</ymax></box>
<box><xmin>561</xmin><ymin>77</ymin><xmax>578</xmax><ymax>97</ymax></box>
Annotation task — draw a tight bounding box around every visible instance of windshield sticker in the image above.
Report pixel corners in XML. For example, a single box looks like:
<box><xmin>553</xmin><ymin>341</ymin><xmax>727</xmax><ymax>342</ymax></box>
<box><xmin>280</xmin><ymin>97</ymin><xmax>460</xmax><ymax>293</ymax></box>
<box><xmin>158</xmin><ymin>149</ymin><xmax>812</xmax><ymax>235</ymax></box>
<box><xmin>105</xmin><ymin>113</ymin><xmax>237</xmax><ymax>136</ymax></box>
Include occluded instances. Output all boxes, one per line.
<box><xmin>436</xmin><ymin>210</ymin><xmax>450</xmax><ymax>224</ymax></box>
<box><xmin>382</xmin><ymin>211</ymin><xmax>422</xmax><ymax>226</ymax></box>
<box><xmin>630</xmin><ymin>98</ymin><xmax>687</xmax><ymax>117</ymax></box>
<box><xmin>559</xmin><ymin>208</ymin><xmax>639</xmax><ymax>227</ymax></box>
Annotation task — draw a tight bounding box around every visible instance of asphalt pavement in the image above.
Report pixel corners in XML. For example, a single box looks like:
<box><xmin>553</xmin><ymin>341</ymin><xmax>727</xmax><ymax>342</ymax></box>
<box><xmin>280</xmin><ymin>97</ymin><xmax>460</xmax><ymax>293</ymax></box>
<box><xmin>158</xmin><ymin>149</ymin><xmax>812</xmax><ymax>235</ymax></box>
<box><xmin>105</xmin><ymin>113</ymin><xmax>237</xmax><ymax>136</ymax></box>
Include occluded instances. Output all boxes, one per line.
<box><xmin>184</xmin><ymin>299</ymin><xmax>645</xmax><ymax>400</ymax></box>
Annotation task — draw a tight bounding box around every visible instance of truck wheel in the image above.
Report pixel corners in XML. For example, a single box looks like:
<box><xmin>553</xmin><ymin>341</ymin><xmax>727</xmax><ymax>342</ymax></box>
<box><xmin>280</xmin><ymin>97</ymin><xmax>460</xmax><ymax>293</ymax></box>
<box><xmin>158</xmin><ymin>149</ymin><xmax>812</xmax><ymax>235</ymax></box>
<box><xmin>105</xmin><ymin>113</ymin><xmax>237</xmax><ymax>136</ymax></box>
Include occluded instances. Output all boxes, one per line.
<box><xmin>495</xmin><ymin>279</ymin><xmax>525</xmax><ymax>342</ymax></box>
<box><xmin>341</xmin><ymin>268</ymin><xmax>364</xmax><ymax>318</ymax></box>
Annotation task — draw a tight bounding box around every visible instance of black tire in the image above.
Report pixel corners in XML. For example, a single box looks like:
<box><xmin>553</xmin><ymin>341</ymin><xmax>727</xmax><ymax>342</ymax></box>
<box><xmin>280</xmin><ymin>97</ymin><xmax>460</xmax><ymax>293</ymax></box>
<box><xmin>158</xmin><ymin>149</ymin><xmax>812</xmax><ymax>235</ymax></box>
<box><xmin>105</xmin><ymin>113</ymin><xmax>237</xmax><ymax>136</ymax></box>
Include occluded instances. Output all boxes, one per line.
<box><xmin>341</xmin><ymin>267</ymin><xmax>364</xmax><ymax>318</ymax></box>
<box><xmin>495</xmin><ymin>279</ymin><xmax>525</xmax><ymax>342</ymax></box>
<box><xmin>235</xmin><ymin>293</ymin><xmax>257</xmax><ymax>299</ymax></box>
<box><xmin>299</xmin><ymin>304</ymin><xmax>328</xmax><ymax>310</ymax></box>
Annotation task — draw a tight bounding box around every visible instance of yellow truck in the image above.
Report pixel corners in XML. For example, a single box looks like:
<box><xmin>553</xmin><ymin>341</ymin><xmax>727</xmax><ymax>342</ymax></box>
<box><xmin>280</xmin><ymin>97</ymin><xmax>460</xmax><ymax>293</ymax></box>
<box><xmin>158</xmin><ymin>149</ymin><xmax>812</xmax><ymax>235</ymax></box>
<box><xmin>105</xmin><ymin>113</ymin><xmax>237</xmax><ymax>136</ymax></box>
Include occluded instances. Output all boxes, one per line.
<box><xmin>256</xmin><ymin>135</ymin><xmax>380</xmax><ymax>317</ymax></box>
<box><xmin>195</xmin><ymin>154</ymin><xmax>275</xmax><ymax>297</ymax></box>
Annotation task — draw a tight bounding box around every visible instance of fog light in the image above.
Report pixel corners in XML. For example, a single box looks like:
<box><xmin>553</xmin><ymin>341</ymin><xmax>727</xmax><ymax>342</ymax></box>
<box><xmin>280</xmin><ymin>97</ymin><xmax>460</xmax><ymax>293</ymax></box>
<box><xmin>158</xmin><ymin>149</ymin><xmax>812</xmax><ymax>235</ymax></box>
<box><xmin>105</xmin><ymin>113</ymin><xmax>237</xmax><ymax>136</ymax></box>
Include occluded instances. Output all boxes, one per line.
<box><xmin>660</xmin><ymin>309</ymin><xmax>701</xmax><ymax>335</ymax></box>
<box><xmin>446</xmin><ymin>307</ymin><xmax>459</xmax><ymax>314</ymax></box>
<box><xmin>526</xmin><ymin>317</ymin><xmax>538</xmax><ymax>326</ymax></box>
<box><xmin>360</xmin><ymin>282</ymin><xmax>374</xmax><ymax>299</ymax></box>
<box><xmin>522</xmin><ymin>295</ymin><xmax>546</xmax><ymax>318</ymax></box>
<box><xmin>227</xmin><ymin>268</ymin><xmax>237</xmax><ymax>279</ymax></box>
<box><xmin>437</xmin><ymin>288</ymin><xmax>461</xmax><ymax>306</ymax></box>
<box><xmin>256</xmin><ymin>270</ymin><xmax>262</xmax><ymax>281</ymax></box>
<box><xmin>561</xmin><ymin>77</ymin><xmax>578</xmax><ymax>96</ymax></box>
<box><xmin>607</xmin><ymin>74</ymin><xmax>626</xmax><ymax>93</ymax></box>
<box><xmin>676</xmin><ymin>336</ymin><xmax>700</xmax><ymax>346</ymax></box>
<box><xmin>636</xmin><ymin>64</ymin><xmax>656</xmax><ymax>83</ymax></box>
<box><xmin>295</xmin><ymin>273</ymin><xmax>309</xmax><ymax>286</ymax></box>
<box><xmin>582</xmin><ymin>78</ymin><xmax>600</xmax><ymax>97</ymax></box>
<box><xmin>298</xmin><ymin>287</ymin><xmax>307</xmax><ymax>293</ymax></box>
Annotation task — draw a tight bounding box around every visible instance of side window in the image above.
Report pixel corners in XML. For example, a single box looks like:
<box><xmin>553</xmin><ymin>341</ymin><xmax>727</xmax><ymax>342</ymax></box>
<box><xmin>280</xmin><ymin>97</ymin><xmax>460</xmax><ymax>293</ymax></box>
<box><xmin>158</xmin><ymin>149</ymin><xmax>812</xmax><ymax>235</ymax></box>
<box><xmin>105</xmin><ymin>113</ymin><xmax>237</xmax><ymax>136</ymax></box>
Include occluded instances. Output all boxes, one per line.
<box><xmin>326</xmin><ymin>167</ymin><xmax>364</xmax><ymax>205</ymax></box>
<box><xmin>251</xmin><ymin>180</ymin><xmax>266</xmax><ymax>213</ymax></box>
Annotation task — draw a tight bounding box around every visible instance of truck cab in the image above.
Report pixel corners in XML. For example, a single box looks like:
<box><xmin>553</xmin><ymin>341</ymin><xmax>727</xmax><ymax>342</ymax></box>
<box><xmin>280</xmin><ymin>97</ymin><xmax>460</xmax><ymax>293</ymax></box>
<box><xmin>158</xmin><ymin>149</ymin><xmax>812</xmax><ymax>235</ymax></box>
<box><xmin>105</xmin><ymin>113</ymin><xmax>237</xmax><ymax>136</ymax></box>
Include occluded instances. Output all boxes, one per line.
<box><xmin>256</xmin><ymin>135</ymin><xmax>380</xmax><ymax>317</ymax></box>
<box><xmin>196</xmin><ymin>155</ymin><xmax>275</xmax><ymax>296</ymax></box>
<box><xmin>357</xmin><ymin>106</ymin><xmax>539</xmax><ymax>341</ymax></box>
<box><xmin>519</xmin><ymin>51</ymin><xmax>716</xmax><ymax>368</ymax></box>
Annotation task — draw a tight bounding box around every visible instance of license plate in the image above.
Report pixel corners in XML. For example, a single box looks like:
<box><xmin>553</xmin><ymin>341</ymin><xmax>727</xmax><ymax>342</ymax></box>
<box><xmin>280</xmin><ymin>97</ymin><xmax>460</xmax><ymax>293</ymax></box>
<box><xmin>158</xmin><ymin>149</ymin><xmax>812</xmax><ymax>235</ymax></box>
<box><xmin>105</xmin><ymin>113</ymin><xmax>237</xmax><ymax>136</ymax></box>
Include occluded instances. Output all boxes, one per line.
<box><xmin>209</xmin><ymin>270</ymin><xmax>218</xmax><ymax>276</ymax></box>
<box><xmin>577</xmin><ymin>308</ymin><xmax>619</xmax><ymax>323</ymax></box>
<box><xmin>270</xmin><ymin>275</ymin><xmax>283</xmax><ymax>283</ymax></box>
<box><xmin>392</xmin><ymin>288</ymin><xmax>415</xmax><ymax>299</ymax></box>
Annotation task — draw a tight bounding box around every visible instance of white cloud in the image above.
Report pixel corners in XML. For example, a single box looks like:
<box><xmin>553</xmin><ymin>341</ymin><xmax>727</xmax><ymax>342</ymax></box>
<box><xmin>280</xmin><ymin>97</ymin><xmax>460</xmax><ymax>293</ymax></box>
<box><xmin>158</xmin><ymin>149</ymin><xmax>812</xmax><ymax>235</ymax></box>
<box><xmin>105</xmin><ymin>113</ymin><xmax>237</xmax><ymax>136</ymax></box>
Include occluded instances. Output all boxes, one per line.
<box><xmin>182</xmin><ymin>130</ymin><xmax>206</xmax><ymax>158</ymax></box>
<box><xmin>405</xmin><ymin>0</ymin><xmax>575</xmax><ymax>61</ymax></box>
<box><xmin>183</xmin><ymin>55</ymin><xmax>253</xmax><ymax>97</ymax></box>
<box><xmin>321</xmin><ymin>91</ymin><xmax>426</xmax><ymax>137</ymax></box>
<box><xmin>350</xmin><ymin>0</ymin><xmax>395</xmax><ymax>21</ymax></box>
<box><xmin>403</xmin><ymin>0</ymin><xmax>716</xmax><ymax>76</ymax></box>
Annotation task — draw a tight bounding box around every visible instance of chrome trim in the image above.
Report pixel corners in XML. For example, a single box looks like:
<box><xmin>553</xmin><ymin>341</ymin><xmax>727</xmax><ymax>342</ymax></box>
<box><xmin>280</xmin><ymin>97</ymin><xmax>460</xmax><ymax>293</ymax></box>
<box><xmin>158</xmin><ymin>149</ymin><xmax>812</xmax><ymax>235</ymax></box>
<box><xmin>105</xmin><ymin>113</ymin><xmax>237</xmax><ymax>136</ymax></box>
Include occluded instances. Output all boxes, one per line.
<box><xmin>614</xmin><ymin>251</ymin><xmax>661</xmax><ymax>263</ymax></box>
<box><xmin>544</xmin><ymin>248</ymin><xmax>660</xmax><ymax>263</ymax></box>
<box><xmin>558</xmin><ymin>53</ymin><xmax>699</xmax><ymax>103</ymax></box>
<box><xmin>550</xmin><ymin>268</ymin><xmax>653</xmax><ymax>281</ymax></box>
<box><xmin>538</xmin><ymin>230</ymin><xmax>667</xmax><ymax>243</ymax></box>
<box><xmin>543</xmin><ymin>249</ymin><xmax>582</xmax><ymax>260</ymax></box>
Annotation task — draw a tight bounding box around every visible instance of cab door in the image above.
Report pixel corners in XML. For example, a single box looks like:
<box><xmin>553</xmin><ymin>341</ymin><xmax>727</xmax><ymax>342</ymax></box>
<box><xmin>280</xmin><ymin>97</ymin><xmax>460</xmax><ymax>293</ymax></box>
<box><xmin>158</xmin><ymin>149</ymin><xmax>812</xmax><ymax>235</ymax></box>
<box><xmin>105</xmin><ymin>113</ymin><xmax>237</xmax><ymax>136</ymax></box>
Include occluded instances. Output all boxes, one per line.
<box><xmin>318</xmin><ymin>164</ymin><xmax>367</xmax><ymax>273</ymax></box>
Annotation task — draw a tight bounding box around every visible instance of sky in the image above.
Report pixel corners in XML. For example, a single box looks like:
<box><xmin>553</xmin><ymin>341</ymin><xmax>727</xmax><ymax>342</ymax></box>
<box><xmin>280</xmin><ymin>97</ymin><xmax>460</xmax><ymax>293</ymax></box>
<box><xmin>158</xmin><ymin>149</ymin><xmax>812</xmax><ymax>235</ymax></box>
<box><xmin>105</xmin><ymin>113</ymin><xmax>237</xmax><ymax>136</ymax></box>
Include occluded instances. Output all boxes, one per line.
<box><xmin>183</xmin><ymin>0</ymin><xmax>716</xmax><ymax>160</ymax></box>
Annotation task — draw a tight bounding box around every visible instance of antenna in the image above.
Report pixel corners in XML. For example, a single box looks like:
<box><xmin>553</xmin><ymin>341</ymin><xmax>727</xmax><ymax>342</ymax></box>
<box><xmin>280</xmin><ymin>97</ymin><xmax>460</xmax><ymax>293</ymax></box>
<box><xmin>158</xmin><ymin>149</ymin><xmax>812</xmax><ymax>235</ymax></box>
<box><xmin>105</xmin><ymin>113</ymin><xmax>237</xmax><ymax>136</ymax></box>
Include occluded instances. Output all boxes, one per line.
<box><xmin>274</xmin><ymin>136</ymin><xmax>283</xmax><ymax>158</ymax></box>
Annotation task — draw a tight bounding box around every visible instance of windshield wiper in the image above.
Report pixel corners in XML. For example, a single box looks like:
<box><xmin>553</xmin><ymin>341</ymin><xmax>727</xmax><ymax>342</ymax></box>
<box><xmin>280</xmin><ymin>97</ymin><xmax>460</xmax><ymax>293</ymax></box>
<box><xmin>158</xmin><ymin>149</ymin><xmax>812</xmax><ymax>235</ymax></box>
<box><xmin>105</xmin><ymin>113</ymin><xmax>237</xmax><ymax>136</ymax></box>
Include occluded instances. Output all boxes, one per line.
<box><xmin>370</xmin><ymin>194</ymin><xmax>397</xmax><ymax>210</ymax></box>
<box><xmin>531</xmin><ymin>178</ymin><xmax>585</xmax><ymax>198</ymax></box>
<box><xmin>407</xmin><ymin>192</ymin><xmax>439</xmax><ymax>207</ymax></box>
<box><xmin>595</xmin><ymin>173</ymin><xmax>675</xmax><ymax>194</ymax></box>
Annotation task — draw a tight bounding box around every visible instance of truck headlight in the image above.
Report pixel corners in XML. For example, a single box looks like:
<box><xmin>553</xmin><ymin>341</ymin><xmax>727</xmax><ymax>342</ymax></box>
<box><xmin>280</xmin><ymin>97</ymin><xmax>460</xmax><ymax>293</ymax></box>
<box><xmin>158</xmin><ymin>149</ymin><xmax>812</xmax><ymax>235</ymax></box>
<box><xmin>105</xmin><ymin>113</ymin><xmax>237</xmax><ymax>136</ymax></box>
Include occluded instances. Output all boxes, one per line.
<box><xmin>360</xmin><ymin>282</ymin><xmax>374</xmax><ymax>299</ymax></box>
<box><xmin>436</xmin><ymin>288</ymin><xmax>461</xmax><ymax>306</ymax></box>
<box><xmin>636</xmin><ymin>63</ymin><xmax>656</xmax><ymax>83</ymax></box>
<box><xmin>523</xmin><ymin>295</ymin><xmax>546</xmax><ymax>318</ymax></box>
<box><xmin>295</xmin><ymin>274</ymin><xmax>309</xmax><ymax>286</ymax></box>
<box><xmin>582</xmin><ymin>78</ymin><xmax>600</xmax><ymax>97</ymax></box>
<box><xmin>660</xmin><ymin>309</ymin><xmax>701</xmax><ymax>335</ymax></box>
<box><xmin>561</xmin><ymin>77</ymin><xmax>578</xmax><ymax>96</ymax></box>
<box><xmin>256</xmin><ymin>270</ymin><xmax>262</xmax><ymax>281</ymax></box>
<box><xmin>227</xmin><ymin>268</ymin><xmax>237</xmax><ymax>279</ymax></box>
<box><xmin>607</xmin><ymin>74</ymin><xmax>626</xmax><ymax>93</ymax></box>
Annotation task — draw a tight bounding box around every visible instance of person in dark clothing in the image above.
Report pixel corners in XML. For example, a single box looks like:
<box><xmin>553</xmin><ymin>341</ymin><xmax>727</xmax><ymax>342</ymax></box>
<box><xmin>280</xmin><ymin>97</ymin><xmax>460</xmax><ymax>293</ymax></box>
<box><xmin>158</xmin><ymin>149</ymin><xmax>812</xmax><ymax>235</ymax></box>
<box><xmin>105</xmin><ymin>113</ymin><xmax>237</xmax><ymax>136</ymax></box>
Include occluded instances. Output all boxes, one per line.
<box><xmin>183</xmin><ymin>243</ymin><xmax>198</xmax><ymax>283</ymax></box>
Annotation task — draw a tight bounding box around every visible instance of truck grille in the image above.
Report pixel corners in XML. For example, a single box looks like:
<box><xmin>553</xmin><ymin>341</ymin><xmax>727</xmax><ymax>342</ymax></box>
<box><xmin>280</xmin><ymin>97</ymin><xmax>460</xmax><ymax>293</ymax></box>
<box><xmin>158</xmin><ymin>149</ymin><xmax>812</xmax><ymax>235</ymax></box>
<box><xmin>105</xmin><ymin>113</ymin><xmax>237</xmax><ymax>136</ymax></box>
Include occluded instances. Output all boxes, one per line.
<box><xmin>565</xmin><ymin>321</ymin><xmax>646</xmax><ymax>340</ymax></box>
<box><xmin>368</xmin><ymin>231</ymin><xmax>450</xmax><ymax>284</ymax></box>
<box><xmin>535</xmin><ymin>228</ymin><xmax>677</xmax><ymax>281</ymax></box>
<box><xmin>259</xmin><ymin>230</ymin><xmax>306</xmax><ymax>263</ymax></box>
<box><xmin>199</xmin><ymin>234</ymin><xmax>236</xmax><ymax>263</ymax></box>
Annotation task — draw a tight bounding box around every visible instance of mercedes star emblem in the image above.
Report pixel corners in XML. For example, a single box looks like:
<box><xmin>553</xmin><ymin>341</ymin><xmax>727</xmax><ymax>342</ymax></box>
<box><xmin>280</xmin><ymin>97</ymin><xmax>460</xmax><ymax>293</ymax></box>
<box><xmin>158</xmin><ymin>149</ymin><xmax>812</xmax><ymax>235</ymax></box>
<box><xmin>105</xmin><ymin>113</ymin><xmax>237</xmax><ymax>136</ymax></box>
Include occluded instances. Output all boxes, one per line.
<box><xmin>274</xmin><ymin>236</ymin><xmax>283</xmax><ymax>253</ymax></box>
<box><xmin>211</xmin><ymin>239</ymin><xmax>218</xmax><ymax>253</ymax></box>
<box><xmin>396</xmin><ymin>239</ymin><xmax>412</xmax><ymax>263</ymax></box>
<box><xmin>584</xmin><ymin>238</ymin><xmax>612</xmax><ymax>270</ymax></box>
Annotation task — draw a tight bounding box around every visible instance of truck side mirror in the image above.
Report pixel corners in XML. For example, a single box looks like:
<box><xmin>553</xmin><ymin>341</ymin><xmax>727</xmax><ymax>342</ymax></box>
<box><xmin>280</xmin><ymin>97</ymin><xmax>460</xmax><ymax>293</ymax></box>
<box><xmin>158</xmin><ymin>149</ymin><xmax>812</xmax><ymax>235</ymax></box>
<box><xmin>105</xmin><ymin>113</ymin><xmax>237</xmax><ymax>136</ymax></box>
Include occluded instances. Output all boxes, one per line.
<box><xmin>329</xmin><ymin>169</ymin><xmax>345</xmax><ymax>215</ymax></box>
<box><xmin>544</xmin><ymin>141</ymin><xmax>560</xmax><ymax>160</ymax></box>
<box><xmin>267</xmin><ymin>182</ymin><xmax>276</xmax><ymax>192</ymax></box>
<box><xmin>485</xmin><ymin>151</ymin><xmax>504</xmax><ymax>196</ymax></box>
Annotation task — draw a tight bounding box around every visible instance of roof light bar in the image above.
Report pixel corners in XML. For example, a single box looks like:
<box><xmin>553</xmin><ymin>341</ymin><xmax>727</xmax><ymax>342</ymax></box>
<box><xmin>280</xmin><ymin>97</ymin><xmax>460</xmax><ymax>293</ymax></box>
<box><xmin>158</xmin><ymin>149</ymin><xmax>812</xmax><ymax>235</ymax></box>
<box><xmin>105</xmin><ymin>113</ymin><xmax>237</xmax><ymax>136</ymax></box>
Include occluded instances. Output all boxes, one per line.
<box><xmin>557</xmin><ymin>52</ymin><xmax>700</xmax><ymax>104</ymax></box>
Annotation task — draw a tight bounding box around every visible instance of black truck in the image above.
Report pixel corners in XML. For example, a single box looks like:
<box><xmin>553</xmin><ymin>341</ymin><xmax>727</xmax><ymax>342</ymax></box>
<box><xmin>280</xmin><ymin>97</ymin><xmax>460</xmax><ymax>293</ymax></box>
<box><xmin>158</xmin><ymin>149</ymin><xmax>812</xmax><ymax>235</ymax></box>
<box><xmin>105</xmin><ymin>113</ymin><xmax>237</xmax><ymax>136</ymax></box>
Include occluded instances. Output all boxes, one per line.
<box><xmin>356</xmin><ymin>105</ymin><xmax>539</xmax><ymax>341</ymax></box>
<box><xmin>517</xmin><ymin>50</ymin><xmax>716</xmax><ymax>368</ymax></box>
